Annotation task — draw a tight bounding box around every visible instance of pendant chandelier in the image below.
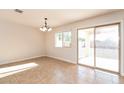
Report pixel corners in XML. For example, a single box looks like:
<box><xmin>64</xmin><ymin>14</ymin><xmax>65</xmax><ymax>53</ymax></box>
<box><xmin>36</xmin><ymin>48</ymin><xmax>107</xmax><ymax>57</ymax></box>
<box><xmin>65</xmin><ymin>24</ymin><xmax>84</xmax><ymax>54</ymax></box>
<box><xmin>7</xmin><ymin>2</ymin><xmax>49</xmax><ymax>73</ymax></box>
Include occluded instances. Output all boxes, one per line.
<box><xmin>40</xmin><ymin>18</ymin><xmax>52</xmax><ymax>32</ymax></box>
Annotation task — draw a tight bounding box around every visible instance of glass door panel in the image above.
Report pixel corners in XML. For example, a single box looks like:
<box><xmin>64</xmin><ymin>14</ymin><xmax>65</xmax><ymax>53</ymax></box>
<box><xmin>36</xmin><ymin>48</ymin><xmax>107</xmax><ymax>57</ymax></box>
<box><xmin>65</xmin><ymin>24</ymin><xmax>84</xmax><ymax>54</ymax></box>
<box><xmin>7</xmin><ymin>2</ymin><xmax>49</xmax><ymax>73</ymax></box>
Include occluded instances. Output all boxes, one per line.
<box><xmin>78</xmin><ymin>28</ymin><xmax>94</xmax><ymax>66</ymax></box>
<box><xmin>95</xmin><ymin>24</ymin><xmax>119</xmax><ymax>72</ymax></box>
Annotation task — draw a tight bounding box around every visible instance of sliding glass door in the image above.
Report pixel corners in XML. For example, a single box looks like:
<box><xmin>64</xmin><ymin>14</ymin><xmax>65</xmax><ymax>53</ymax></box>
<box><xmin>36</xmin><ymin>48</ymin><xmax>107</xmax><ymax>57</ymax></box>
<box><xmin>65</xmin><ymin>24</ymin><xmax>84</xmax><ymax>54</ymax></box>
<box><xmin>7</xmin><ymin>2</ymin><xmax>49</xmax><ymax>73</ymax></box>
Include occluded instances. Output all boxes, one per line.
<box><xmin>78</xmin><ymin>23</ymin><xmax>119</xmax><ymax>73</ymax></box>
<box><xmin>95</xmin><ymin>24</ymin><xmax>119</xmax><ymax>72</ymax></box>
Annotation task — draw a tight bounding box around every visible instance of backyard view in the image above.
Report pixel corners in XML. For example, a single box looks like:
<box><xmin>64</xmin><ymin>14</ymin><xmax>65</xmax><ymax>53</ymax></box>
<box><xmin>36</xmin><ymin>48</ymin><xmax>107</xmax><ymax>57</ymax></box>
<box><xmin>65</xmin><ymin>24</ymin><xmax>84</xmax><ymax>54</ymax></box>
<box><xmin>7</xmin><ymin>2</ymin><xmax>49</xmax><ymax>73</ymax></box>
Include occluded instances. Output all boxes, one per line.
<box><xmin>78</xmin><ymin>24</ymin><xmax>119</xmax><ymax>72</ymax></box>
<box><xmin>55</xmin><ymin>32</ymin><xmax>71</xmax><ymax>47</ymax></box>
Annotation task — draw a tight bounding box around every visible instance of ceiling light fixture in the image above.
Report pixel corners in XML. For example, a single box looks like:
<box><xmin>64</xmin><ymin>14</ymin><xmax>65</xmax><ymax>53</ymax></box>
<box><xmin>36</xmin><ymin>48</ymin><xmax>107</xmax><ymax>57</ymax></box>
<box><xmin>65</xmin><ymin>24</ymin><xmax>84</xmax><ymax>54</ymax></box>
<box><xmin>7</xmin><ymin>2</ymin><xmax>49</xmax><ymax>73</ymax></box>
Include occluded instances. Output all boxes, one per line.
<box><xmin>14</xmin><ymin>9</ymin><xmax>23</xmax><ymax>14</ymax></box>
<box><xmin>40</xmin><ymin>18</ymin><xmax>52</xmax><ymax>32</ymax></box>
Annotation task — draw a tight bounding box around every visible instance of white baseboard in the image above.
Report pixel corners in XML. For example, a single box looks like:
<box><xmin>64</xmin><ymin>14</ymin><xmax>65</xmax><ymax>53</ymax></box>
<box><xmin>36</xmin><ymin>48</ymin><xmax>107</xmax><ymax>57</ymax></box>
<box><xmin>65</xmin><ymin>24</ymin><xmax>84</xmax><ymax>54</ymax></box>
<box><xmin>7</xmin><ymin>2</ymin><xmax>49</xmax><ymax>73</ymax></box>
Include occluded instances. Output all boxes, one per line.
<box><xmin>0</xmin><ymin>55</ymin><xmax>76</xmax><ymax>65</ymax></box>
<box><xmin>46</xmin><ymin>55</ymin><xmax>77</xmax><ymax>64</ymax></box>
<box><xmin>0</xmin><ymin>55</ymin><xmax>46</xmax><ymax>65</ymax></box>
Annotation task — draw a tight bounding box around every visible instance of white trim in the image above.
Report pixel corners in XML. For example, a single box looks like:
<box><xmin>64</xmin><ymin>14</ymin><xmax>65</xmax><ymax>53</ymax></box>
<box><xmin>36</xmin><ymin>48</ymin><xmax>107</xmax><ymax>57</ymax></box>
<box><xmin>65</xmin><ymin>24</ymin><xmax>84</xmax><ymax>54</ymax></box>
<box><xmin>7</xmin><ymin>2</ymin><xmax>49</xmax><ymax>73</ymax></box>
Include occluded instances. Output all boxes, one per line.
<box><xmin>46</xmin><ymin>55</ymin><xmax>77</xmax><ymax>64</ymax></box>
<box><xmin>0</xmin><ymin>55</ymin><xmax>46</xmax><ymax>65</ymax></box>
<box><xmin>120</xmin><ymin>20</ymin><xmax>124</xmax><ymax>76</ymax></box>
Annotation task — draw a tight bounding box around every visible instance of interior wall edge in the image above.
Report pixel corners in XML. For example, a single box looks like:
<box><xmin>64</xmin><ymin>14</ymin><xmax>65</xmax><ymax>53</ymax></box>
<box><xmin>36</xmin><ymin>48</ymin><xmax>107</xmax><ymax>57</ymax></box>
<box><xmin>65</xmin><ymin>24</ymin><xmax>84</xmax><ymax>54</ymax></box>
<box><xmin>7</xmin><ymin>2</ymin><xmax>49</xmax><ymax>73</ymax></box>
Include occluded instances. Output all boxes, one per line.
<box><xmin>46</xmin><ymin>55</ymin><xmax>77</xmax><ymax>64</ymax></box>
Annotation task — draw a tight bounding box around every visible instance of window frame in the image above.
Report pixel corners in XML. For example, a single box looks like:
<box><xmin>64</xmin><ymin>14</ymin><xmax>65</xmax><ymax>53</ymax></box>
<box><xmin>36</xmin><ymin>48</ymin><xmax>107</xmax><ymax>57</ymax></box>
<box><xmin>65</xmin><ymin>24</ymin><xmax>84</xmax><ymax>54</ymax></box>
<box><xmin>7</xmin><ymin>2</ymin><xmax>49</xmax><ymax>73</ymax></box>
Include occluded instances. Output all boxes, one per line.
<box><xmin>77</xmin><ymin>22</ymin><xmax>120</xmax><ymax>74</ymax></box>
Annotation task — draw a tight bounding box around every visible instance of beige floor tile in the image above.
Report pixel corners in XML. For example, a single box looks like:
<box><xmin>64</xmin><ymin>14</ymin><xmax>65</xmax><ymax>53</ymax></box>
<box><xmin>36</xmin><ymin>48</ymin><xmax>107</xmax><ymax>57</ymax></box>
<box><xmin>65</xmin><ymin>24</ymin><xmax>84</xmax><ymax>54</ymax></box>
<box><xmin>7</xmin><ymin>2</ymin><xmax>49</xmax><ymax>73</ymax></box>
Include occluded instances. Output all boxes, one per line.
<box><xmin>0</xmin><ymin>57</ymin><xmax>124</xmax><ymax>84</ymax></box>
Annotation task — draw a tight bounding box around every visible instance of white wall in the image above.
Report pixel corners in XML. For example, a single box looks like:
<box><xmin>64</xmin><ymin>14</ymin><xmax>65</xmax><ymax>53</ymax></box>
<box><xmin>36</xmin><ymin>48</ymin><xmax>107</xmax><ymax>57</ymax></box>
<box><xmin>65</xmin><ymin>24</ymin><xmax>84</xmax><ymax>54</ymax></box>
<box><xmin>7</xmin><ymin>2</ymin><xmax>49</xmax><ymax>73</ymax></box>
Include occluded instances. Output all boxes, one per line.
<box><xmin>0</xmin><ymin>19</ymin><xmax>45</xmax><ymax>65</ymax></box>
<box><xmin>46</xmin><ymin>29</ymin><xmax>77</xmax><ymax>64</ymax></box>
<box><xmin>46</xmin><ymin>10</ymin><xmax>124</xmax><ymax>75</ymax></box>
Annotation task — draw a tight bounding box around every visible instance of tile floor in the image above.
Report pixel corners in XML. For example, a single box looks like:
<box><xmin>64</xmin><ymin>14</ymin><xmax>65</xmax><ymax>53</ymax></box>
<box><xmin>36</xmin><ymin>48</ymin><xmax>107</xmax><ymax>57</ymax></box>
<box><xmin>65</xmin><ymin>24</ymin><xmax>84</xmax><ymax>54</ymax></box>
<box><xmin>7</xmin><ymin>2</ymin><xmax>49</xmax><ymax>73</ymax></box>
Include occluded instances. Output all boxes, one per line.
<box><xmin>0</xmin><ymin>57</ymin><xmax>124</xmax><ymax>84</ymax></box>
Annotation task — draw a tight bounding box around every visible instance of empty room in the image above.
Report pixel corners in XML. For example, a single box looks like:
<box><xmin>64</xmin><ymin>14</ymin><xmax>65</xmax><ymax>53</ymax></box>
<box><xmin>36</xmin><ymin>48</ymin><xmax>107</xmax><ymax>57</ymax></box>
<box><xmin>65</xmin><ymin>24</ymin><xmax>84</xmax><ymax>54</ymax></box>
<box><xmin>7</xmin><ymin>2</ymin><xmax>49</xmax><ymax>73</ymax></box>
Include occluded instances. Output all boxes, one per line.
<box><xmin>0</xmin><ymin>9</ymin><xmax>124</xmax><ymax>84</ymax></box>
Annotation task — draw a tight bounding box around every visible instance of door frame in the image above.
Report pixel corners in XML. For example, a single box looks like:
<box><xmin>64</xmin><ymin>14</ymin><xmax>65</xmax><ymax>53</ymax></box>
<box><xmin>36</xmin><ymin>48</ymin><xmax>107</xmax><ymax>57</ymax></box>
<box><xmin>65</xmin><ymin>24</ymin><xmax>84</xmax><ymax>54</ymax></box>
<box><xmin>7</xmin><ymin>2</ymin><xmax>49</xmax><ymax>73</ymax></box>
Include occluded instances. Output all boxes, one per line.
<box><xmin>77</xmin><ymin>22</ymin><xmax>121</xmax><ymax>74</ymax></box>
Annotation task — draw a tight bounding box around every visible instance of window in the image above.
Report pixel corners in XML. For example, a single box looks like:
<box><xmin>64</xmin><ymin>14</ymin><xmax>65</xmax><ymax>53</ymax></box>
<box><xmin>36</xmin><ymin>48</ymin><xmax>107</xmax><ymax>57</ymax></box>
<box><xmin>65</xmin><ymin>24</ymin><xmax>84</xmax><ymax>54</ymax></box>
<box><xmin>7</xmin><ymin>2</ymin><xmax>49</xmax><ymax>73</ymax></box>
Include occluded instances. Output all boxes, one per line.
<box><xmin>55</xmin><ymin>32</ymin><xmax>72</xmax><ymax>47</ymax></box>
<box><xmin>55</xmin><ymin>32</ymin><xmax>62</xmax><ymax>47</ymax></box>
<box><xmin>63</xmin><ymin>32</ymin><xmax>72</xmax><ymax>47</ymax></box>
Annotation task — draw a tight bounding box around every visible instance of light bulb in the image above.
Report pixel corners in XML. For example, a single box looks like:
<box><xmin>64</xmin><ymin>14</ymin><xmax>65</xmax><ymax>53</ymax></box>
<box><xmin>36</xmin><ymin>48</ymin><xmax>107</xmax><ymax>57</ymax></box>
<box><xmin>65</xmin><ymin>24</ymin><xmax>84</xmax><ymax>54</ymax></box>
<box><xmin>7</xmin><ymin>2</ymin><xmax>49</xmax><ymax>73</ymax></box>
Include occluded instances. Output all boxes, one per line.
<box><xmin>43</xmin><ymin>27</ymin><xmax>47</xmax><ymax>31</ymax></box>
<box><xmin>40</xmin><ymin>27</ymin><xmax>47</xmax><ymax>32</ymax></box>
<box><xmin>48</xmin><ymin>27</ymin><xmax>52</xmax><ymax>32</ymax></box>
<box><xmin>40</xmin><ymin>27</ymin><xmax>43</xmax><ymax>31</ymax></box>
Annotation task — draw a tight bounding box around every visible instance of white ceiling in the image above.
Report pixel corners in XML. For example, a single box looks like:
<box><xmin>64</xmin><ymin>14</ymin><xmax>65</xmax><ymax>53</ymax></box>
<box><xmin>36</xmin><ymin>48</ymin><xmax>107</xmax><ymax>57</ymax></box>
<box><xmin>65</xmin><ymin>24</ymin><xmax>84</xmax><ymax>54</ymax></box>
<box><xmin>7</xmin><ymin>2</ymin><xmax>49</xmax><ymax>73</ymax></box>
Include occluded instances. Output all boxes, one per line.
<box><xmin>0</xmin><ymin>9</ymin><xmax>118</xmax><ymax>28</ymax></box>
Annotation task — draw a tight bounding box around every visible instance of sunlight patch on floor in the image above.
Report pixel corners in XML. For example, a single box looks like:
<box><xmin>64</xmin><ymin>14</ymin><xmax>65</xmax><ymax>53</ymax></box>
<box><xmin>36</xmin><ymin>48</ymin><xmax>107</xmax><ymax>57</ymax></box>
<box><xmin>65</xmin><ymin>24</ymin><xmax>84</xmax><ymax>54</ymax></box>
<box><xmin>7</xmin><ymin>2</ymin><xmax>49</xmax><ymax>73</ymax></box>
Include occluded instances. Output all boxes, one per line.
<box><xmin>0</xmin><ymin>63</ymin><xmax>38</xmax><ymax>78</ymax></box>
